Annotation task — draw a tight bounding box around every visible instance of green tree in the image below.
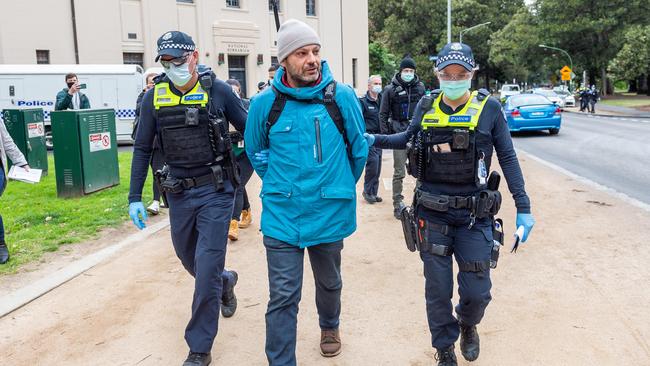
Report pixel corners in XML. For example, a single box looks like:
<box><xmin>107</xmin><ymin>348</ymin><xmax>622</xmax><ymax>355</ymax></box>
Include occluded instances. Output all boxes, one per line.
<box><xmin>369</xmin><ymin>42</ymin><xmax>399</xmax><ymax>82</ymax></box>
<box><xmin>609</xmin><ymin>25</ymin><xmax>650</xmax><ymax>94</ymax></box>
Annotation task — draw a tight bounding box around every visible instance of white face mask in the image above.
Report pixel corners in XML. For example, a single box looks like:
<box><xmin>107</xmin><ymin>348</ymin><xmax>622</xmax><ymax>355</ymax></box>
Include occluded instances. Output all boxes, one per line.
<box><xmin>165</xmin><ymin>61</ymin><xmax>193</xmax><ymax>87</ymax></box>
<box><xmin>401</xmin><ymin>71</ymin><xmax>415</xmax><ymax>82</ymax></box>
<box><xmin>371</xmin><ymin>85</ymin><xmax>382</xmax><ymax>94</ymax></box>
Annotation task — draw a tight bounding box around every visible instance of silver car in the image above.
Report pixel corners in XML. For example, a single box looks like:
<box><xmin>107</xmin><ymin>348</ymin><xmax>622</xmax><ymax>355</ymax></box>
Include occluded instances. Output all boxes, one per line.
<box><xmin>533</xmin><ymin>89</ymin><xmax>565</xmax><ymax>108</ymax></box>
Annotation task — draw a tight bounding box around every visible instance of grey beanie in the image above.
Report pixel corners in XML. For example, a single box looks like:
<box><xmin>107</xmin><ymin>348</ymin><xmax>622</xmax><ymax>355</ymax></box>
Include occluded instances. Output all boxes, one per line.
<box><xmin>277</xmin><ymin>19</ymin><xmax>321</xmax><ymax>61</ymax></box>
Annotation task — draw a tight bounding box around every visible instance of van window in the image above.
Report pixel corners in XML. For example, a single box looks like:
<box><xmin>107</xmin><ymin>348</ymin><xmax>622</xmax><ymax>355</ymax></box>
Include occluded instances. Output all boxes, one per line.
<box><xmin>502</xmin><ymin>85</ymin><xmax>520</xmax><ymax>92</ymax></box>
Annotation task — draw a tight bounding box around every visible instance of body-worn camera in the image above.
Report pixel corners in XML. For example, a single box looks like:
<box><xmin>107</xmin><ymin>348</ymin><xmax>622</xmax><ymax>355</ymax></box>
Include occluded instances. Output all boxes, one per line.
<box><xmin>452</xmin><ymin>129</ymin><xmax>470</xmax><ymax>150</ymax></box>
<box><xmin>185</xmin><ymin>107</ymin><xmax>199</xmax><ymax>126</ymax></box>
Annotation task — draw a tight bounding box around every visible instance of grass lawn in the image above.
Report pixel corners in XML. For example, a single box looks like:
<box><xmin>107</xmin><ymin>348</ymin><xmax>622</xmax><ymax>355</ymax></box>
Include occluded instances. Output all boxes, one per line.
<box><xmin>600</xmin><ymin>98</ymin><xmax>650</xmax><ymax>108</ymax></box>
<box><xmin>0</xmin><ymin>151</ymin><xmax>152</xmax><ymax>275</ymax></box>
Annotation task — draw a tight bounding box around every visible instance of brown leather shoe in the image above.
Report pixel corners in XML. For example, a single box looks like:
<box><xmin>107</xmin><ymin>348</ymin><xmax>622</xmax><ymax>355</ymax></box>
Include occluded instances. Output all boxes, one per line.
<box><xmin>320</xmin><ymin>328</ymin><xmax>341</xmax><ymax>357</ymax></box>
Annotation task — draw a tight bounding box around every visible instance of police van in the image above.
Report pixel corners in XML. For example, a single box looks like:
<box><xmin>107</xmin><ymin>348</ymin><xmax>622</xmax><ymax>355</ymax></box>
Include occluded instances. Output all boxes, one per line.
<box><xmin>0</xmin><ymin>64</ymin><xmax>144</xmax><ymax>147</ymax></box>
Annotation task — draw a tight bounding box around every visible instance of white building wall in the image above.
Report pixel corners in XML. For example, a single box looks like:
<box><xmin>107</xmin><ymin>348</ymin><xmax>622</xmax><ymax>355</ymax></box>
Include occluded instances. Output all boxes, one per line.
<box><xmin>0</xmin><ymin>0</ymin><xmax>369</xmax><ymax>95</ymax></box>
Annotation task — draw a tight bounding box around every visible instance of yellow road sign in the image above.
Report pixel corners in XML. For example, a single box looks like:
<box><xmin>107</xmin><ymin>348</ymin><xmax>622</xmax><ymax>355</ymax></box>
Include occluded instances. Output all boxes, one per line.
<box><xmin>561</xmin><ymin>73</ymin><xmax>571</xmax><ymax>81</ymax></box>
<box><xmin>561</xmin><ymin>65</ymin><xmax>571</xmax><ymax>74</ymax></box>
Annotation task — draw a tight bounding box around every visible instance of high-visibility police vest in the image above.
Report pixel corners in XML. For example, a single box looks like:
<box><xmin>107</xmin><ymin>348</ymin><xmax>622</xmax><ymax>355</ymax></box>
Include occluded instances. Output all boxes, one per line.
<box><xmin>153</xmin><ymin>79</ymin><xmax>217</xmax><ymax>168</ymax></box>
<box><xmin>407</xmin><ymin>89</ymin><xmax>490</xmax><ymax>185</ymax></box>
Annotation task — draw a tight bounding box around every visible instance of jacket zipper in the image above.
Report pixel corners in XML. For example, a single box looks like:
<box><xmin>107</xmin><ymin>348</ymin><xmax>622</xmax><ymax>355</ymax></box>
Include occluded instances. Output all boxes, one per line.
<box><xmin>314</xmin><ymin>117</ymin><xmax>322</xmax><ymax>163</ymax></box>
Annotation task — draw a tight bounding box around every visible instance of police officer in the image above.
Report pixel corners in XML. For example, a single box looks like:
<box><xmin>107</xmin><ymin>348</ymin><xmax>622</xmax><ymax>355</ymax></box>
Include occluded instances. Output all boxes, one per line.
<box><xmin>379</xmin><ymin>56</ymin><xmax>426</xmax><ymax>218</ymax></box>
<box><xmin>579</xmin><ymin>87</ymin><xmax>589</xmax><ymax>112</ymax></box>
<box><xmin>588</xmin><ymin>84</ymin><xmax>599</xmax><ymax>113</ymax></box>
<box><xmin>365</xmin><ymin>43</ymin><xmax>536</xmax><ymax>366</ymax></box>
<box><xmin>127</xmin><ymin>31</ymin><xmax>247</xmax><ymax>366</ymax></box>
<box><xmin>359</xmin><ymin>75</ymin><xmax>384</xmax><ymax>204</ymax></box>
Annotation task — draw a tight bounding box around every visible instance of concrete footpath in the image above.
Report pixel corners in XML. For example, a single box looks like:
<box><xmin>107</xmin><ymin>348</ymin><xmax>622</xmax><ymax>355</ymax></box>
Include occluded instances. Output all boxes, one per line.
<box><xmin>1</xmin><ymin>152</ymin><xmax>649</xmax><ymax>365</ymax></box>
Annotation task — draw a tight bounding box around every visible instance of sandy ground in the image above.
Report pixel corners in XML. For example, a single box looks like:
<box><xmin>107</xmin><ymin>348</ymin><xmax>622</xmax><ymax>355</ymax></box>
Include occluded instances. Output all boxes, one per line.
<box><xmin>1</xmin><ymin>151</ymin><xmax>649</xmax><ymax>366</ymax></box>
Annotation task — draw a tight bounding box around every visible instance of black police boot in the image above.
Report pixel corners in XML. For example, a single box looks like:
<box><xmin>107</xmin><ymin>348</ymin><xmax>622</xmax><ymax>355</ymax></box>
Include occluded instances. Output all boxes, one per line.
<box><xmin>435</xmin><ymin>344</ymin><xmax>458</xmax><ymax>366</ymax></box>
<box><xmin>393</xmin><ymin>202</ymin><xmax>405</xmax><ymax>220</ymax></box>
<box><xmin>374</xmin><ymin>195</ymin><xmax>383</xmax><ymax>203</ymax></box>
<box><xmin>183</xmin><ymin>352</ymin><xmax>211</xmax><ymax>366</ymax></box>
<box><xmin>0</xmin><ymin>243</ymin><xmax>9</xmax><ymax>264</ymax></box>
<box><xmin>362</xmin><ymin>192</ymin><xmax>376</xmax><ymax>204</ymax></box>
<box><xmin>221</xmin><ymin>270</ymin><xmax>238</xmax><ymax>318</ymax></box>
<box><xmin>459</xmin><ymin>321</ymin><xmax>480</xmax><ymax>361</ymax></box>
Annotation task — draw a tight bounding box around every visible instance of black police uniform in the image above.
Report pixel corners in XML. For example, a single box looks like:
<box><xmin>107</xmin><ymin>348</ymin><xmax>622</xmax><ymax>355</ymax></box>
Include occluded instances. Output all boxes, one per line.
<box><xmin>128</xmin><ymin>70</ymin><xmax>247</xmax><ymax>354</ymax></box>
<box><xmin>373</xmin><ymin>91</ymin><xmax>531</xmax><ymax>351</ymax></box>
<box><xmin>379</xmin><ymin>72</ymin><xmax>426</xmax><ymax>210</ymax></box>
<box><xmin>359</xmin><ymin>91</ymin><xmax>383</xmax><ymax>199</ymax></box>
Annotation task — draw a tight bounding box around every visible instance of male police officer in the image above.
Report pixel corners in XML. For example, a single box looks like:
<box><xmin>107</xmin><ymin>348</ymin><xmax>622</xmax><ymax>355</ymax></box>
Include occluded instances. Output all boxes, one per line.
<box><xmin>379</xmin><ymin>56</ymin><xmax>426</xmax><ymax>218</ymax></box>
<box><xmin>128</xmin><ymin>31</ymin><xmax>247</xmax><ymax>366</ymax></box>
<box><xmin>366</xmin><ymin>43</ymin><xmax>536</xmax><ymax>366</ymax></box>
<box><xmin>360</xmin><ymin>75</ymin><xmax>384</xmax><ymax>204</ymax></box>
<box><xmin>245</xmin><ymin>19</ymin><xmax>367</xmax><ymax>365</ymax></box>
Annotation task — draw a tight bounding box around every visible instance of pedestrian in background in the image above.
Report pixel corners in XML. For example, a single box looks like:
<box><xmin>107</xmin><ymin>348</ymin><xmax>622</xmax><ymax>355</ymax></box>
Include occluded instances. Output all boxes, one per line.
<box><xmin>588</xmin><ymin>85</ymin><xmax>599</xmax><ymax>113</ymax></box>
<box><xmin>225</xmin><ymin>78</ymin><xmax>254</xmax><ymax>241</ymax></box>
<box><xmin>0</xmin><ymin>119</ymin><xmax>30</xmax><ymax>264</ymax></box>
<box><xmin>379</xmin><ymin>56</ymin><xmax>426</xmax><ymax>219</ymax></box>
<box><xmin>359</xmin><ymin>74</ymin><xmax>384</xmax><ymax>204</ymax></box>
<box><xmin>55</xmin><ymin>73</ymin><xmax>91</xmax><ymax>111</ymax></box>
<box><xmin>133</xmin><ymin>72</ymin><xmax>165</xmax><ymax>215</ymax></box>
<box><xmin>246</xmin><ymin>19</ymin><xmax>368</xmax><ymax>364</ymax></box>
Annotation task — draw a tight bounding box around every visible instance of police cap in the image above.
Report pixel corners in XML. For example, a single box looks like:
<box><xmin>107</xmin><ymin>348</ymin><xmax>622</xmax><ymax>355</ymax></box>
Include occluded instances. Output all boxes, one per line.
<box><xmin>155</xmin><ymin>31</ymin><xmax>196</xmax><ymax>62</ymax></box>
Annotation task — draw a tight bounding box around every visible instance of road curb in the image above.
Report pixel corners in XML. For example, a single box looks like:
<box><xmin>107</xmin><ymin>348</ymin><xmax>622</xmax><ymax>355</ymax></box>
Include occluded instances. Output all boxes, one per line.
<box><xmin>564</xmin><ymin>110</ymin><xmax>650</xmax><ymax>119</ymax></box>
<box><xmin>0</xmin><ymin>219</ymin><xmax>170</xmax><ymax>318</ymax></box>
<box><xmin>518</xmin><ymin>149</ymin><xmax>650</xmax><ymax>214</ymax></box>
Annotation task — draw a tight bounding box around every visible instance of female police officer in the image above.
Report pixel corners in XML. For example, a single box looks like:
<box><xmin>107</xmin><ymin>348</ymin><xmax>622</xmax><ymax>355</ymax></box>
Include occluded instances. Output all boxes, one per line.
<box><xmin>365</xmin><ymin>43</ymin><xmax>535</xmax><ymax>366</ymax></box>
<box><xmin>128</xmin><ymin>31</ymin><xmax>247</xmax><ymax>366</ymax></box>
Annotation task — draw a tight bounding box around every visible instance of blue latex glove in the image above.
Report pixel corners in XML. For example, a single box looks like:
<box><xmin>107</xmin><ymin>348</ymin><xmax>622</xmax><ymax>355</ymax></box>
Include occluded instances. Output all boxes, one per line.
<box><xmin>129</xmin><ymin>202</ymin><xmax>148</xmax><ymax>230</ymax></box>
<box><xmin>254</xmin><ymin>149</ymin><xmax>269</xmax><ymax>165</ymax></box>
<box><xmin>363</xmin><ymin>133</ymin><xmax>375</xmax><ymax>147</ymax></box>
<box><xmin>516</xmin><ymin>213</ymin><xmax>535</xmax><ymax>242</ymax></box>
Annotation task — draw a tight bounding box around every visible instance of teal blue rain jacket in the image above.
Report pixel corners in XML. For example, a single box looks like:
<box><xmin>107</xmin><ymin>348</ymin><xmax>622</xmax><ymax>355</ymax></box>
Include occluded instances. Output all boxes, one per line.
<box><xmin>245</xmin><ymin>61</ymin><xmax>368</xmax><ymax>247</ymax></box>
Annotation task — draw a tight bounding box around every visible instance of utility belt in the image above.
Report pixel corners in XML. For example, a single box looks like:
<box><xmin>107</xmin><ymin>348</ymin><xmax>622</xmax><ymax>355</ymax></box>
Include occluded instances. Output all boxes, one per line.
<box><xmin>399</xmin><ymin>171</ymin><xmax>505</xmax><ymax>270</ymax></box>
<box><xmin>154</xmin><ymin>163</ymin><xmax>236</xmax><ymax>206</ymax></box>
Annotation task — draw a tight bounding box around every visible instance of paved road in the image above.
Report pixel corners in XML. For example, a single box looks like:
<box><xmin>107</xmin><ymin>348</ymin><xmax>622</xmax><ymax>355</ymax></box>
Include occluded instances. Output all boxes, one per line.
<box><xmin>512</xmin><ymin>112</ymin><xmax>650</xmax><ymax>205</ymax></box>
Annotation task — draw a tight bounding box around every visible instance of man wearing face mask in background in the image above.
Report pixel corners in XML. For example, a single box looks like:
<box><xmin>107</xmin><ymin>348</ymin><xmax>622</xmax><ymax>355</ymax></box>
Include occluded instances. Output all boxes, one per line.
<box><xmin>128</xmin><ymin>31</ymin><xmax>247</xmax><ymax>366</ymax></box>
<box><xmin>379</xmin><ymin>56</ymin><xmax>426</xmax><ymax>218</ymax></box>
<box><xmin>365</xmin><ymin>43</ymin><xmax>535</xmax><ymax>366</ymax></box>
<box><xmin>359</xmin><ymin>75</ymin><xmax>384</xmax><ymax>204</ymax></box>
<box><xmin>55</xmin><ymin>73</ymin><xmax>91</xmax><ymax>111</ymax></box>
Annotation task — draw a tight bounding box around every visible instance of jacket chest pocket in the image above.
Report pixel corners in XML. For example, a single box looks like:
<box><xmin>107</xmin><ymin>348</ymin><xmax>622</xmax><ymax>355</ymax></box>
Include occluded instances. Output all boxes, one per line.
<box><xmin>269</xmin><ymin>118</ymin><xmax>298</xmax><ymax>155</ymax></box>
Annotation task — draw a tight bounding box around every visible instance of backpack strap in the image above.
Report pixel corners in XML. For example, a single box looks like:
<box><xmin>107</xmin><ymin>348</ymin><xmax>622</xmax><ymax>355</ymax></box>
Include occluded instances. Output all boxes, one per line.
<box><xmin>266</xmin><ymin>86</ymin><xmax>288</xmax><ymax>133</ymax></box>
<box><xmin>322</xmin><ymin>82</ymin><xmax>350</xmax><ymax>152</ymax></box>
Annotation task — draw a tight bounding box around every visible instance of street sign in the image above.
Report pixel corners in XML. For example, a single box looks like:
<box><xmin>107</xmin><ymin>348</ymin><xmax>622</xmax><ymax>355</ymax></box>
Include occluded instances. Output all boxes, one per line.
<box><xmin>560</xmin><ymin>65</ymin><xmax>571</xmax><ymax>81</ymax></box>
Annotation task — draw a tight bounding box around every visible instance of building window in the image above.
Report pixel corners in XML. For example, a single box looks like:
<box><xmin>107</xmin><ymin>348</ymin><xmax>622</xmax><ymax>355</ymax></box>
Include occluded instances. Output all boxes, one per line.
<box><xmin>352</xmin><ymin>58</ymin><xmax>358</xmax><ymax>88</ymax></box>
<box><xmin>177</xmin><ymin>0</ymin><xmax>194</xmax><ymax>3</ymax></box>
<box><xmin>127</xmin><ymin>33</ymin><xmax>137</xmax><ymax>40</ymax></box>
<box><xmin>123</xmin><ymin>52</ymin><xmax>144</xmax><ymax>67</ymax></box>
<box><xmin>271</xmin><ymin>56</ymin><xmax>279</xmax><ymax>66</ymax></box>
<box><xmin>306</xmin><ymin>0</ymin><xmax>316</xmax><ymax>16</ymax></box>
<box><xmin>36</xmin><ymin>50</ymin><xmax>50</xmax><ymax>64</ymax></box>
<box><xmin>226</xmin><ymin>0</ymin><xmax>240</xmax><ymax>8</ymax></box>
<box><xmin>268</xmin><ymin>0</ymin><xmax>280</xmax><ymax>12</ymax></box>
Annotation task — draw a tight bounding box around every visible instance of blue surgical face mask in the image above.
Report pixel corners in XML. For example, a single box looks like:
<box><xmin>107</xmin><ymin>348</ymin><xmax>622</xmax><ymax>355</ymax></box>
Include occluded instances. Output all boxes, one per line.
<box><xmin>372</xmin><ymin>85</ymin><xmax>383</xmax><ymax>94</ymax></box>
<box><xmin>165</xmin><ymin>61</ymin><xmax>192</xmax><ymax>87</ymax></box>
<box><xmin>401</xmin><ymin>71</ymin><xmax>415</xmax><ymax>83</ymax></box>
<box><xmin>440</xmin><ymin>79</ymin><xmax>471</xmax><ymax>100</ymax></box>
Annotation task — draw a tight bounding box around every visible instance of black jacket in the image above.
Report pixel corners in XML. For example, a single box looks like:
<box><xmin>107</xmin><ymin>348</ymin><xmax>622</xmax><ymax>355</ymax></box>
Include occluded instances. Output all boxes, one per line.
<box><xmin>379</xmin><ymin>73</ymin><xmax>425</xmax><ymax>134</ymax></box>
<box><xmin>359</xmin><ymin>91</ymin><xmax>382</xmax><ymax>133</ymax></box>
<box><xmin>374</xmin><ymin>91</ymin><xmax>531</xmax><ymax>214</ymax></box>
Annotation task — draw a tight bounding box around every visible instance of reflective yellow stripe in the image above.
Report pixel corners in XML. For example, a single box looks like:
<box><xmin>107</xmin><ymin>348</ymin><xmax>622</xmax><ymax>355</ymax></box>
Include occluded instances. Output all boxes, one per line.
<box><xmin>421</xmin><ymin>90</ymin><xmax>489</xmax><ymax>131</ymax></box>
<box><xmin>153</xmin><ymin>81</ymin><xmax>208</xmax><ymax>109</ymax></box>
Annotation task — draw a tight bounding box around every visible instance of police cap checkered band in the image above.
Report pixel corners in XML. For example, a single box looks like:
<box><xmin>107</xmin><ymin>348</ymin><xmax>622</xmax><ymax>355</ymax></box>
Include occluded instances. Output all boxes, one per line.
<box><xmin>436</xmin><ymin>42</ymin><xmax>476</xmax><ymax>71</ymax></box>
<box><xmin>155</xmin><ymin>31</ymin><xmax>196</xmax><ymax>61</ymax></box>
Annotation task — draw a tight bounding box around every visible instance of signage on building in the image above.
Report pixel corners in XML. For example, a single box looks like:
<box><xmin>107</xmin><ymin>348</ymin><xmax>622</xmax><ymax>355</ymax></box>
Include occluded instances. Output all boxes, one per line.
<box><xmin>226</xmin><ymin>43</ymin><xmax>250</xmax><ymax>54</ymax></box>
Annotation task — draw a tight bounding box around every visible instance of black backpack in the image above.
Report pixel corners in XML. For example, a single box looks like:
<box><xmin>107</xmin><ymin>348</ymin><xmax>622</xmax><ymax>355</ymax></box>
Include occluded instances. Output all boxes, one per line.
<box><xmin>266</xmin><ymin>81</ymin><xmax>350</xmax><ymax>153</ymax></box>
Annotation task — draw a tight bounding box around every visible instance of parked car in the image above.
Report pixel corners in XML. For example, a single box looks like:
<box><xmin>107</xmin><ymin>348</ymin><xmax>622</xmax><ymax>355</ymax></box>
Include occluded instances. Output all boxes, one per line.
<box><xmin>532</xmin><ymin>88</ymin><xmax>565</xmax><ymax>108</ymax></box>
<box><xmin>555</xmin><ymin>90</ymin><xmax>575</xmax><ymax>107</ymax></box>
<box><xmin>504</xmin><ymin>93</ymin><xmax>562</xmax><ymax>135</ymax></box>
<box><xmin>499</xmin><ymin>84</ymin><xmax>521</xmax><ymax>101</ymax></box>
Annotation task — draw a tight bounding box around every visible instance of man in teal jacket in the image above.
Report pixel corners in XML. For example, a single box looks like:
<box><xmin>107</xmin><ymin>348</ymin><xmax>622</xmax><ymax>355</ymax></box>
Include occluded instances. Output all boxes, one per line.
<box><xmin>55</xmin><ymin>73</ymin><xmax>91</xmax><ymax>111</ymax></box>
<box><xmin>245</xmin><ymin>19</ymin><xmax>367</xmax><ymax>366</ymax></box>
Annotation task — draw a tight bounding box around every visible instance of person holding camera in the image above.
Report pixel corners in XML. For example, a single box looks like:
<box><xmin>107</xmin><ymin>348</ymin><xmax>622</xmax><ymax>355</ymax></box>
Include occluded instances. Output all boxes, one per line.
<box><xmin>365</xmin><ymin>43</ymin><xmax>535</xmax><ymax>366</ymax></box>
<box><xmin>55</xmin><ymin>73</ymin><xmax>91</xmax><ymax>111</ymax></box>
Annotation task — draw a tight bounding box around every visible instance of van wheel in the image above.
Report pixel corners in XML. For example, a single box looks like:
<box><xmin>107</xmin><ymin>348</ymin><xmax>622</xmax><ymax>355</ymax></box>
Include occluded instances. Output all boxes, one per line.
<box><xmin>549</xmin><ymin>128</ymin><xmax>560</xmax><ymax>135</ymax></box>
